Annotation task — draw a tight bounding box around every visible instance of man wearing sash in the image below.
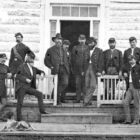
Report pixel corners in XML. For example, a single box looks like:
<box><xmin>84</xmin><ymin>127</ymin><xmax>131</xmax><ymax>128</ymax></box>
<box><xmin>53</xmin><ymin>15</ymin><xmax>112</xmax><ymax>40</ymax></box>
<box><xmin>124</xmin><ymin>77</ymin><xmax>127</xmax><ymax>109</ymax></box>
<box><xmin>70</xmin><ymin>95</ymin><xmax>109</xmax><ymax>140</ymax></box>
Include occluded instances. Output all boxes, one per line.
<box><xmin>9</xmin><ymin>33</ymin><xmax>34</xmax><ymax>75</ymax></box>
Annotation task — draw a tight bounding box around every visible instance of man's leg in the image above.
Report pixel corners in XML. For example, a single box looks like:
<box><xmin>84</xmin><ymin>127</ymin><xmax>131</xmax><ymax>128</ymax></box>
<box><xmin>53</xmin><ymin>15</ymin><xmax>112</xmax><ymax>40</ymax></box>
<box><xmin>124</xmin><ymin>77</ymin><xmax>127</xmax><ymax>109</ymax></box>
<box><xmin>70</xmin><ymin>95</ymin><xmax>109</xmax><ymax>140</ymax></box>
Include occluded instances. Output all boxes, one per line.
<box><xmin>26</xmin><ymin>88</ymin><xmax>45</xmax><ymax>113</ymax></box>
<box><xmin>75</xmin><ymin>74</ymin><xmax>82</xmax><ymax>102</ymax></box>
<box><xmin>57</xmin><ymin>66</ymin><xmax>69</xmax><ymax>103</ymax></box>
<box><xmin>16</xmin><ymin>88</ymin><xmax>25</xmax><ymax>121</ymax></box>
<box><xmin>132</xmin><ymin>88</ymin><xmax>140</xmax><ymax>124</ymax></box>
<box><xmin>123</xmin><ymin>88</ymin><xmax>133</xmax><ymax>123</ymax></box>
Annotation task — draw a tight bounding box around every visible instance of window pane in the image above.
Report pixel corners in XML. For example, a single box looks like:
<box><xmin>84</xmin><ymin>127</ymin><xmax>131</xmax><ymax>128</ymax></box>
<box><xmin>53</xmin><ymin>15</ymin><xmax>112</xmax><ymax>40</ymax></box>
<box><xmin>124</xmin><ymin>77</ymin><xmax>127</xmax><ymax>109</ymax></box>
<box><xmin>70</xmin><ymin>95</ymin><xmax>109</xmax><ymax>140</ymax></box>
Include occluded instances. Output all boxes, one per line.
<box><xmin>50</xmin><ymin>21</ymin><xmax>56</xmax><ymax>46</ymax></box>
<box><xmin>71</xmin><ymin>7</ymin><xmax>79</xmax><ymax>17</ymax></box>
<box><xmin>89</xmin><ymin>7</ymin><xmax>98</xmax><ymax>17</ymax></box>
<box><xmin>52</xmin><ymin>6</ymin><xmax>61</xmax><ymax>16</ymax></box>
<box><xmin>93</xmin><ymin>21</ymin><xmax>99</xmax><ymax>40</ymax></box>
<box><xmin>62</xmin><ymin>7</ymin><xmax>70</xmax><ymax>16</ymax></box>
<box><xmin>80</xmin><ymin>7</ymin><xmax>88</xmax><ymax>17</ymax></box>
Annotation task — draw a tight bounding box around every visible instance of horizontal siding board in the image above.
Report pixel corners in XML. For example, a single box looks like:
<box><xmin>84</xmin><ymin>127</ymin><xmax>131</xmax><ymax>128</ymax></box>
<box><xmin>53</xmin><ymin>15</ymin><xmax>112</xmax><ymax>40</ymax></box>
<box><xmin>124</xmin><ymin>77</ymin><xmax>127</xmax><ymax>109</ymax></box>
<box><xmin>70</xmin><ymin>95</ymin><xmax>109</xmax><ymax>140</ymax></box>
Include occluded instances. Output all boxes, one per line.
<box><xmin>110</xmin><ymin>17</ymin><xmax>140</xmax><ymax>23</ymax></box>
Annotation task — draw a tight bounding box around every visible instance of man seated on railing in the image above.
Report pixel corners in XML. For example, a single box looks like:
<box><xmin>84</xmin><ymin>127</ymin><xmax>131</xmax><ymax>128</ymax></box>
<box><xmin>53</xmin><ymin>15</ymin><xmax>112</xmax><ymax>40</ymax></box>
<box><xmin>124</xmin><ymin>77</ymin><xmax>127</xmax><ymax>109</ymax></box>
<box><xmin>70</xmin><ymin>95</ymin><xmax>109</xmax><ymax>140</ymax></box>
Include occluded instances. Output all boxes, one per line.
<box><xmin>123</xmin><ymin>55</ymin><xmax>140</xmax><ymax>125</ymax></box>
<box><xmin>102</xmin><ymin>38</ymin><xmax>123</xmax><ymax>99</ymax></box>
<box><xmin>15</xmin><ymin>52</ymin><xmax>48</xmax><ymax>121</ymax></box>
<box><xmin>0</xmin><ymin>54</ymin><xmax>12</xmax><ymax>113</ymax></box>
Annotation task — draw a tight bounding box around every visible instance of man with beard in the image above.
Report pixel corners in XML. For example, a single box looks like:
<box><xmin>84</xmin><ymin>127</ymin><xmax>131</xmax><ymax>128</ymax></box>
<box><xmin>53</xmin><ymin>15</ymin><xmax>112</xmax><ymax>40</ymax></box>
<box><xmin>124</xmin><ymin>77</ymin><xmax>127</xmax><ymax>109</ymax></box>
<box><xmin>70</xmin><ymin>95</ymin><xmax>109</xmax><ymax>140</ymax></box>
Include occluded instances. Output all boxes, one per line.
<box><xmin>84</xmin><ymin>37</ymin><xmax>103</xmax><ymax>106</ymax></box>
<box><xmin>44</xmin><ymin>33</ymin><xmax>69</xmax><ymax>104</ymax></box>
<box><xmin>123</xmin><ymin>37</ymin><xmax>140</xmax><ymax>68</ymax></box>
<box><xmin>103</xmin><ymin>38</ymin><xmax>123</xmax><ymax>99</ymax></box>
<box><xmin>9</xmin><ymin>33</ymin><xmax>34</xmax><ymax>75</ymax></box>
<box><xmin>71</xmin><ymin>34</ymin><xmax>89</xmax><ymax>103</ymax></box>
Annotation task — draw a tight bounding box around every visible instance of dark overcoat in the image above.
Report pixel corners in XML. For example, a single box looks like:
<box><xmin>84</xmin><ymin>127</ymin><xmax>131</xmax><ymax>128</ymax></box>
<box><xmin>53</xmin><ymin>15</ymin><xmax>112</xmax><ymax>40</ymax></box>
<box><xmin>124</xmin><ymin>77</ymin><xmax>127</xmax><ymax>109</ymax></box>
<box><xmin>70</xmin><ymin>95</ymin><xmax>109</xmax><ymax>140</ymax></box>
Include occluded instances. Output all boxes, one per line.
<box><xmin>44</xmin><ymin>45</ymin><xmax>70</xmax><ymax>75</ymax></box>
<box><xmin>9</xmin><ymin>43</ymin><xmax>34</xmax><ymax>74</ymax></box>
<box><xmin>103</xmin><ymin>49</ymin><xmax>123</xmax><ymax>74</ymax></box>
<box><xmin>15</xmin><ymin>63</ymin><xmax>44</xmax><ymax>92</ymax></box>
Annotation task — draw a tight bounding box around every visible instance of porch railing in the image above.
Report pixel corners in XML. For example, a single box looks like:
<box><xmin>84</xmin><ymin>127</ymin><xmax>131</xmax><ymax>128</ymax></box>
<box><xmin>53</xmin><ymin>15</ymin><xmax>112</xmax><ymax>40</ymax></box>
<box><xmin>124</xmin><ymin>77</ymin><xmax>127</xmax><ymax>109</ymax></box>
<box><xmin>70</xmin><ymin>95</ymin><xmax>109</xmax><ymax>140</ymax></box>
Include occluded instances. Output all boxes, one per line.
<box><xmin>5</xmin><ymin>75</ymin><xmax>58</xmax><ymax>106</ymax></box>
<box><xmin>97</xmin><ymin>75</ymin><xmax>126</xmax><ymax>107</ymax></box>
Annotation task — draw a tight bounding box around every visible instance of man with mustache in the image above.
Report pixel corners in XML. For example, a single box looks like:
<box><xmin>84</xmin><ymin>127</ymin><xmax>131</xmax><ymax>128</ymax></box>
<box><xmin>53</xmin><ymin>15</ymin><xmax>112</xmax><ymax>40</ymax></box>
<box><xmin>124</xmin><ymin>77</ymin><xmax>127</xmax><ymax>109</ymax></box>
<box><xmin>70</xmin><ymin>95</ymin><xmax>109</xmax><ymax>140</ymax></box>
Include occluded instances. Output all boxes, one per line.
<box><xmin>9</xmin><ymin>33</ymin><xmax>34</xmax><ymax>75</ymax></box>
<box><xmin>44</xmin><ymin>33</ymin><xmax>70</xmax><ymax>104</ymax></box>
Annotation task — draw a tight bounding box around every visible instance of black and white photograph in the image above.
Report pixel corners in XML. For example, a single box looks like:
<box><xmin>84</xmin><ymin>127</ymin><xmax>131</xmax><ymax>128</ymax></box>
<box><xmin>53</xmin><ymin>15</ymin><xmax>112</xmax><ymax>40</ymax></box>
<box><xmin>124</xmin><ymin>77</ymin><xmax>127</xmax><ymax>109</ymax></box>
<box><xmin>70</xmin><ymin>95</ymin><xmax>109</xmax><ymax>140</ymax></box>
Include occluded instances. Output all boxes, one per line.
<box><xmin>0</xmin><ymin>0</ymin><xmax>140</xmax><ymax>139</ymax></box>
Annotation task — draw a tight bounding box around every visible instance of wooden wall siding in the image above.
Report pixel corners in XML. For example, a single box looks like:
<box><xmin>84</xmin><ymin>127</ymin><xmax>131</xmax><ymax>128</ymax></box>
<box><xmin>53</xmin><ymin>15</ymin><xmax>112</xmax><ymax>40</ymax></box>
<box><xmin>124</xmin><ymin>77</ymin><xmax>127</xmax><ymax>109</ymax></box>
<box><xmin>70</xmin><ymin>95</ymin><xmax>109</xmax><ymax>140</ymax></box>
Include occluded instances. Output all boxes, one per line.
<box><xmin>0</xmin><ymin>0</ymin><xmax>41</xmax><ymax>59</ymax></box>
<box><xmin>109</xmin><ymin>0</ymin><xmax>140</xmax><ymax>52</ymax></box>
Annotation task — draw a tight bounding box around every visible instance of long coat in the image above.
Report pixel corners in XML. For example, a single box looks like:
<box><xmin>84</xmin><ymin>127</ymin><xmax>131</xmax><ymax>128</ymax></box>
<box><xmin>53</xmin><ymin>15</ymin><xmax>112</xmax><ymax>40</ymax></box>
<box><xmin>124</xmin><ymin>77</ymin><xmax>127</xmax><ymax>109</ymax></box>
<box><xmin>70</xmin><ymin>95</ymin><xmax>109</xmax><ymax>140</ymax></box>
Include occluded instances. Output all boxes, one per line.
<box><xmin>123</xmin><ymin>64</ymin><xmax>140</xmax><ymax>89</ymax></box>
<box><xmin>44</xmin><ymin>45</ymin><xmax>70</xmax><ymax>75</ymax></box>
<box><xmin>71</xmin><ymin>44</ymin><xmax>89</xmax><ymax>75</ymax></box>
<box><xmin>123</xmin><ymin>47</ymin><xmax>140</xmax><ymax>67</ymax></box>
<box><xmin>84</xmin><ymin>47</ymin><xmax>103</xmax><ymax>74</ymax></box>
<box><xmin>15</xmin><ymin>63</ymin><xmax>44</xmax><ymax>92</ymax></box>
<box><xmin>103</xmin><ymin>49</ymin><xmax>123</xmax><ymax>74</ymax></box>
<box><xmin>9</xmin><ymin>43</ymin><xmax>34</xmax><ymax>75</ymax></box>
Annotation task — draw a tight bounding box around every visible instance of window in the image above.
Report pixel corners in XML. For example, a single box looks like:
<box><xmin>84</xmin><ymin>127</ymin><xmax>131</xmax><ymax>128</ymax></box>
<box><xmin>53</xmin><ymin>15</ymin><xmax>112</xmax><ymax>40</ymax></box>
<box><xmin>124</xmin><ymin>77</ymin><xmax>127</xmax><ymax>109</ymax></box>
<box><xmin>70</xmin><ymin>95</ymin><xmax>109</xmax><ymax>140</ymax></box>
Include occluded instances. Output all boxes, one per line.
<box><xmin>51</xmin><ymin>5</ymin><xmax>98</xmax><ymax>17</ymax></box>
<box><xmin>50</xmin><ymin>20</ymin><xmax>56</xmax><ymax>46</ymax></box>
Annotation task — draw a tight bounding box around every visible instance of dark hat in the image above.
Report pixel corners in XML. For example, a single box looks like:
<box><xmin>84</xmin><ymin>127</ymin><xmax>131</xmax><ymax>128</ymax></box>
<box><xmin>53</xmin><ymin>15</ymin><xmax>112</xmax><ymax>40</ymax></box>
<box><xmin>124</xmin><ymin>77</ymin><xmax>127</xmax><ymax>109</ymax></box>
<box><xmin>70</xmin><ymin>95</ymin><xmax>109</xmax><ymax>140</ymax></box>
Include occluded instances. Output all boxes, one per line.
<box><xmin>79</xmin><ymin>34</ymin><xmax>86</xmax><ymax>40</ymax></box>
<box><xmin>87</xmin><ymin>37</ymin><xmax>97</xmax><ymax>44</ymax></box>
<box><xmin>27</xmin><ymin>51</ymin><xmax>35</xmax><ymax>60</ymax></box>
<box><xmin>15</xmin><ymin>32</ymin><xmax>23</xmax><ymax>38</ymax></box>
<box><xmin>0</xmin><ymin>53</ymin><xmax>7</xmax><ymax>59</ymax></box>
<box><xmin>63</xmin><ymin>40</ymin><xmax>71</xmax><ymax>45</ymax></box>
<box><xmin>52</xmin><ymin>33</ymin><xmax>63</xmax><ymax>42</ymax></box>
<box><xmin>128</xmin><ymin>55</ymin><xmax>136</xmax><ymax>61</ymax></box>
<box><xmin>108</xmin><ymin>38</ymin><xmax>116</xmax><ymax>43</ymax></box>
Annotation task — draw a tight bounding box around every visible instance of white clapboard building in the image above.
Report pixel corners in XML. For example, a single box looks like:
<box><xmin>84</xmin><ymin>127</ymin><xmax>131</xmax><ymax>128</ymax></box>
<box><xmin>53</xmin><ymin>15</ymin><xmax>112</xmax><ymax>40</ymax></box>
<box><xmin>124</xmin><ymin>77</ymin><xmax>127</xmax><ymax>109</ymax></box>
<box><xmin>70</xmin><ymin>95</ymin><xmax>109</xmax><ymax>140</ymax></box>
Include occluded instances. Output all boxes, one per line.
<box><xmin>0</xmin><ymin>0</ymin><xmax>140</xmax><ymax>74</ymax></box>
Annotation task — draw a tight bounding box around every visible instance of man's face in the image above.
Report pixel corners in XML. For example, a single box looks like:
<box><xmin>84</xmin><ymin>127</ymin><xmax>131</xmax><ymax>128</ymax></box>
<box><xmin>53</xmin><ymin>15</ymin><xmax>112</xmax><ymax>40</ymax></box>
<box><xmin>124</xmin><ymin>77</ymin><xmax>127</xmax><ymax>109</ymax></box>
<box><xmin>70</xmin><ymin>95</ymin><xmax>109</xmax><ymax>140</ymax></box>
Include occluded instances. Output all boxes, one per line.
<box><xmin>0</xmin><ymin>58</ymin><xmax>6</xmax><ymax>64</ymax></box>
<box><xmin>130</xmin><ymin>40</ymin><xmax>137</xmax><ymax>48</ymax></box>
<box><xmin>16</xmin><ymin>35</ymin><xmax>23</xmax><ymax>43</ymax></box>
<box><xmin>63</xmin><ymin>44</ymin><xmax>69</xmax><ymax>51</ymax></box>
<box><xmin>55</xmin><ymin>38</ymin><xmax>62</xmax><ymax>46</ymax></box>
<box><xmin>109</xmin><ymin>42</ymin><xmax>116</xmax><ymax>49</ymax></box>
<box><xmin>88</xmin><ymin>42</ymin><xmax>96</xmax><ymax>49</ymax></box>
<box><xmin>129</xmin><ymin>58</ymin><xmax>136</xmax><ymax>65</ymax></box>
<box><xmin>78</xmin><ymin>39</ymin><xmax>86</xmax><ymax>44</ymax></box>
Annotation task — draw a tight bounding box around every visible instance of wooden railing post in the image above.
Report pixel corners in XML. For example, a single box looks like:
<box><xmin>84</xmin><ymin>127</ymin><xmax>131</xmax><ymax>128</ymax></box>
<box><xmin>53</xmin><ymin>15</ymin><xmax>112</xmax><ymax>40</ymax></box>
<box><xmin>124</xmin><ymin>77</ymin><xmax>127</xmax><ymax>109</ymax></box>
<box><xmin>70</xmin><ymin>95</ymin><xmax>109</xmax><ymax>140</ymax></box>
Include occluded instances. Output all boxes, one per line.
<box><xmin>53</xmin><ymin>75</ymin><xmax>58</xmax><ymax>106</ymax></box>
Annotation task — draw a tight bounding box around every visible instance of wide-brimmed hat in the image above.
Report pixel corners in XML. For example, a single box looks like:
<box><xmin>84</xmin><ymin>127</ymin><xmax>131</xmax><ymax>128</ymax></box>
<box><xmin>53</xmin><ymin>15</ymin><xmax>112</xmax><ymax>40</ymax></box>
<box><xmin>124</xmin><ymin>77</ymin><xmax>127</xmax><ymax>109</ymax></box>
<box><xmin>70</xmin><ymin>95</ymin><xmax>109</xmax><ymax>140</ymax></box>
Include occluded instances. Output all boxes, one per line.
<box><xmin>63</xmin><ymin>40</ymin><xmax>71</xmax><ymax>45</ymax></box>
<box><xmin>52</xmin><ymin>33</ymin><xmax>63</xmax><ymax>42</ymax></box>
<box><xmin>0</xmin><ymin>53</ymin><xmax>7</xmax><ymax>60</ymax></box>
<box><xmin>79</xmin><ymin>34</ymin><xmax>86</xmax><ymax>40</ymax></box>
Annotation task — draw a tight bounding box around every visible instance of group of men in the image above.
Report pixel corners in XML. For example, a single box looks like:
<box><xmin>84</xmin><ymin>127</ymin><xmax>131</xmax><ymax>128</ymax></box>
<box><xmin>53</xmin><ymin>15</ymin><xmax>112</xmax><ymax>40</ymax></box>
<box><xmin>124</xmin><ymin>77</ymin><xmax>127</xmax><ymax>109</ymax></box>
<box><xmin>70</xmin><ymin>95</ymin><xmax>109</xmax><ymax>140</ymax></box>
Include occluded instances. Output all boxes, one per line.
<box><xmin>44</xmin><ymin>33</ymin><xmax>140</xmax><ymax>125</ymax></box>
<box><xmin>1</xmin><ymin>31</ymin><xmax>140</xmax><ymax>124</ymax></box>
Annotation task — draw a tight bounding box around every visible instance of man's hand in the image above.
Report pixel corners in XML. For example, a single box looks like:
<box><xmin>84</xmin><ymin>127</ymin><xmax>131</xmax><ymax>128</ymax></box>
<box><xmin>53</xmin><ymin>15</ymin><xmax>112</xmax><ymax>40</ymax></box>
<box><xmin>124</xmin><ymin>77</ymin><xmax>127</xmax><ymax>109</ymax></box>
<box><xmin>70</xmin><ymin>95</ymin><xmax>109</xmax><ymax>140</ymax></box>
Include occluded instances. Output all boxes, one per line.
<box><xmin>7</xmin><ymin>73</ymin><xmax>12</xmax><ymax>78</ymax></box>
<box><xmin>124</xmin><ymin>72</ymin><xmax>128</xmax><ymax>78</ymax></box>
<box><xmin>96</xmin><ymin>72</ymin><xmax>101</xmax><ymax>77</ymax></box>
<box><xmin>118</xmin><ymin>71</ymin><xmax>123</xmax><ymax>79</ymax></box>
<box><xmin>102</xmin><ymin>71</ymin><xmax>105</xmax><ymax>75</ymax></box>
<box><xmin>81</xmin><ymin>72</ymin><xmax>84</xmax><ymax>76</ymax></box>
<box><xmin>26</xmin><ymin>79</ymin><xmax>31</xmax><ymax>83</ymax></box>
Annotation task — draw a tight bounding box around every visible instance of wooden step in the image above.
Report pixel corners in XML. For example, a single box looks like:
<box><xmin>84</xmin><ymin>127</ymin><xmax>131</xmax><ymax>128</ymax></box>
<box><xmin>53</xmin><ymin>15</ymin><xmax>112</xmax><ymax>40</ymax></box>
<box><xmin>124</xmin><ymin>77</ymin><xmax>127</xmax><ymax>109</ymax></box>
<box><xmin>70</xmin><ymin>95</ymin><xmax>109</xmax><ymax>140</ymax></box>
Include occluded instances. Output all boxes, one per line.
<box><xmin>41</xmin><ymin>113</ymin><xmax>112</xmax><ymax>124</ymax></box>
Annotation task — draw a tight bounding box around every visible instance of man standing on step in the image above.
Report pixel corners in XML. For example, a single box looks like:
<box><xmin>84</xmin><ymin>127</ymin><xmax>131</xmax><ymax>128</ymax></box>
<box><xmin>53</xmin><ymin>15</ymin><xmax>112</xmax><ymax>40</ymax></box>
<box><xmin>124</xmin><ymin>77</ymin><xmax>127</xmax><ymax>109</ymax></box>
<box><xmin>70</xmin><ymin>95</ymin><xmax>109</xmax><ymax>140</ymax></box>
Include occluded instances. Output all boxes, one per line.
<box><xmin>71</xmin><ymin>34</ymin><xmax>89</xmax><ymax>103</ymax></box>
<box><xmin>123</xmin><ymin>55</ymin><xmax>140</xmax><ymax>125</ymax></box>
<box><xmin>84</xmin><ymin>37</ymin><xmax>103</xmax><ymax>106</ymax></box>
<box><xmin>123</xmin><ymin>37</ymin><xmax>140</xmax><ymax>69</ymax></box>
<box><xmin>9</xmin><ymin>33</ymin><xmax>34</xmax><ymax>75</ymax></box>
<box><xmin>16</xmin><ymin>52</ymin><xmax>48</xmax><ymax>121</ymax></box>
<box><xmin>44</xmin><ymin>33</ymin><xmax>70</xmax><ymax>104</ymax></box>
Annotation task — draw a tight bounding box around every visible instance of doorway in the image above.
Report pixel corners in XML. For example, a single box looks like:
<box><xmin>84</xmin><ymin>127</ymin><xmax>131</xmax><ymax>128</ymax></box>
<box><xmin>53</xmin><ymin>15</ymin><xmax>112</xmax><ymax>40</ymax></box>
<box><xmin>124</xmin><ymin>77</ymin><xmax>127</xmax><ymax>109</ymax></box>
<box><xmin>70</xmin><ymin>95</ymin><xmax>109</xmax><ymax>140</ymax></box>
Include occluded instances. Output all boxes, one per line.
<box><xmin>61</xmin><ymin>21</ymin><xmax>90</xmax><ymax>92</ymax></box>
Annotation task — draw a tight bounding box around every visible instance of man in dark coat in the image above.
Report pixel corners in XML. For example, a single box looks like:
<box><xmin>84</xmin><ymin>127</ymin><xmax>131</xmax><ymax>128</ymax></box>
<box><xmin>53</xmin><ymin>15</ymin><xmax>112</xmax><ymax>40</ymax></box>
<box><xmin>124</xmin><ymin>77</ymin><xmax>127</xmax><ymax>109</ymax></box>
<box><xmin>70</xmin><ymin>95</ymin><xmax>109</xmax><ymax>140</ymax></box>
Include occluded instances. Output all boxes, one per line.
<box><xmin>103</xmin><ymin>38</ymin><xmax>123</xmax><ymax>76</ymax></box>
<box><xmin>9</xmin><ymin>33</ymin><xmax>34</xmax><ymax>75</ymax></box>
<box><xmin>84</xmin><ymin>37</ymin><xmax>103</xmax><ymax>106</ymax></box>
<box><xmin>44</xmin><ymin>33</ymin><xmax>70</xmax><ymax>104</ymax></box>
<box><xmin>123</xmin><ymin>36</ymin><xmax>140</xmax><ymax>68</ymax></box>
<box><xmin>71</xmin><ymin>34</ymin><xmax>89</xmax><ymax>103</ymax></box>
<box><xmin>123</xmin><ymin>55</ymin><xmax>140</xmax><ymax>125</ymax></box>
<box><xmin>16</xmin><ymin>52</ymin><xmax>48</xmax><ymax>121</ymax></box>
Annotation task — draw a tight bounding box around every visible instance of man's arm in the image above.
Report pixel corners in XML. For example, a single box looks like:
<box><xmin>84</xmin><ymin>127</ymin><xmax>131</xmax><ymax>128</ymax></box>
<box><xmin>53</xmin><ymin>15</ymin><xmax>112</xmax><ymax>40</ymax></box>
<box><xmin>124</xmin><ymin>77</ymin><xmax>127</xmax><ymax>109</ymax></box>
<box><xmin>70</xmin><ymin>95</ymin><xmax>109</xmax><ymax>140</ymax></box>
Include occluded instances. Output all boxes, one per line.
<box><xmin>9</xmin><ymin>48</ymin><xmax>14</xmax><ymax>68</ymax></box>
<box><xmin>97</xmin><ymin>49</ymin><xmax>103</xmax><ymax>73</ymax></box>
<box><xmin>44</xmin><ymin>49</ymin><xmax>53</xmax><ymax>69</ymax></box>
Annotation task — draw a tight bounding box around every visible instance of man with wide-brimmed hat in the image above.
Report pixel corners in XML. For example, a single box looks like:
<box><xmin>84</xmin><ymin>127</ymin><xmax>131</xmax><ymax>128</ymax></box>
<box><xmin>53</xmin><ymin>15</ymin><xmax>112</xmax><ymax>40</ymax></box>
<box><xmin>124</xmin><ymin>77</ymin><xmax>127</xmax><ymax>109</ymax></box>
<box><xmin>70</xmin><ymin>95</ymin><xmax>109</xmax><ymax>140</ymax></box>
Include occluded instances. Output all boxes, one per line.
<box><xmin>123</xmin><ymin>55</ymin><xmax>140</xmax><ymax>125</ymax></box>
<box><xmin>44</xmin><ymin>33</ymin><xmax>70</xmax><ymax>104</ymax></box>
<box><xmin>16</xmin><ymin>52</ymin><xmax>48</xmax><ymax>121</ymax></box>
<box><xmin>9</xmin><ymin>32</ymin><xmax>34</xmax><ymax>75</ymax></box>
<box><xmin>71</xmin><ymin>34</ymin><xmax>89</xmax><ymax>103</ymax></box>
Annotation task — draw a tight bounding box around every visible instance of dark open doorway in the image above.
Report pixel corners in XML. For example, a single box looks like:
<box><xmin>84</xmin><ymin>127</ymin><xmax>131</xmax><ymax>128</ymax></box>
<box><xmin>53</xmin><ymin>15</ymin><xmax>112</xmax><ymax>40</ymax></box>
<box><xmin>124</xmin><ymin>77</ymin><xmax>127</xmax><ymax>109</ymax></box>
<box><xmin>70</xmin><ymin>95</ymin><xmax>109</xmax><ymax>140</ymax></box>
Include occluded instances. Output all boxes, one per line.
<box><xmin>61</xmin><ymin>21</ymin><xmax>90</xmax><ymax>92</ymax></box>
